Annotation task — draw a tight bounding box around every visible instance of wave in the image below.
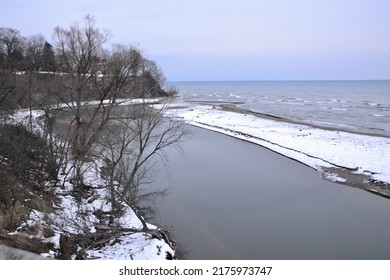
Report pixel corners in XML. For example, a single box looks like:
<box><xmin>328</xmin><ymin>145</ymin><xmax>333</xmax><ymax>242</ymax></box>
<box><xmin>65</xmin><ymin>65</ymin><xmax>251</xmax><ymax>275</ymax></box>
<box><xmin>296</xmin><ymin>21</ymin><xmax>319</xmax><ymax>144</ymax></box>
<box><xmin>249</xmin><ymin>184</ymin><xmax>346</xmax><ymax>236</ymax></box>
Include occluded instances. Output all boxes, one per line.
<box><xmin>229</xmin><ymin>93</ymin><xmax>242</xmax><ymax>98</ymax></box>
<box><xmin>332</xmin><ymin>108</ymin><xmax>349</xmax><ymax>111</ymax></box>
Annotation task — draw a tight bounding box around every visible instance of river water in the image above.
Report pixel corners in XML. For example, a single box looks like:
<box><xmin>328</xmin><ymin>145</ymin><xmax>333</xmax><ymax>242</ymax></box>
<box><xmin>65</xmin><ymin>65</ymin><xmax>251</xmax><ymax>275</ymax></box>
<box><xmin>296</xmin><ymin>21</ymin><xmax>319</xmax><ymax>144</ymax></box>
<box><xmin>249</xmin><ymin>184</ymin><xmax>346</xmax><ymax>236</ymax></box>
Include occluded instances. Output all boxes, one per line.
<box><xmin>151</xmin><ymin>125</ymin><xmax>390</xmax><ymax>260</ymax></box>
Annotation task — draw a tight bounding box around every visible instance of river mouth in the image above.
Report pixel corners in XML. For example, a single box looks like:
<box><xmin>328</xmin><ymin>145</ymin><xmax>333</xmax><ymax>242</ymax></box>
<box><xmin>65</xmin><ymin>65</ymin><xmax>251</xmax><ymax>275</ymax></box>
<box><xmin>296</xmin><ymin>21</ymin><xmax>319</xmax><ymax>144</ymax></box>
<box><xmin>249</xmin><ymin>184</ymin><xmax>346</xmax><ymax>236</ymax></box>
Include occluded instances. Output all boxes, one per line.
<box><xmin>151</xmin><ymin>125</ymin><xmax>390</xmax><ymax>260</ymax></box>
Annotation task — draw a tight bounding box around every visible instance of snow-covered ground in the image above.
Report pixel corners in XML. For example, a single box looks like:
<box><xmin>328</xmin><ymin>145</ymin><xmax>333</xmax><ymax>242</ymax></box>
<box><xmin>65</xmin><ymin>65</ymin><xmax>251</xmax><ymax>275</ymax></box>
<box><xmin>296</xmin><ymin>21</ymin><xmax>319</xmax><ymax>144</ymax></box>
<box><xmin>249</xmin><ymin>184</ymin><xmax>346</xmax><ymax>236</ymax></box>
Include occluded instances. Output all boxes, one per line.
<box><xmin>52</xmin><ymin>97</ymin><xmax>166</xmax><ymax>110</ymax></box>
<box><xmin>161</xmin><ymin>103</ymin><xmax>390</xmax><ymax>186</ymax></box>
<box><xmin>5</xmin><ymin>107</ymin><xmax>174</xmax><ymax>260</ymax></box>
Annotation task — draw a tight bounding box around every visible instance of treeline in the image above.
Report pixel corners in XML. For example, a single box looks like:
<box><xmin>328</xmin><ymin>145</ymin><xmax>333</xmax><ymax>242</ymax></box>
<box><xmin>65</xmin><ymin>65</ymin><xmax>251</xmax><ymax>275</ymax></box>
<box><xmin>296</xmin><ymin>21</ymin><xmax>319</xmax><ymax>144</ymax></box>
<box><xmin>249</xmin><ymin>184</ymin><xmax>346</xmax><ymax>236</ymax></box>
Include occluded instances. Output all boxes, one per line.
<box><xmin>0</xmin><ymin>28</ymin><xmax>57</xmax><ymax>72</ymax></box>
<box><xmin>0</xmin><ymin>15</ymin><xmax>175</xmax><ymax>112</ymax></box>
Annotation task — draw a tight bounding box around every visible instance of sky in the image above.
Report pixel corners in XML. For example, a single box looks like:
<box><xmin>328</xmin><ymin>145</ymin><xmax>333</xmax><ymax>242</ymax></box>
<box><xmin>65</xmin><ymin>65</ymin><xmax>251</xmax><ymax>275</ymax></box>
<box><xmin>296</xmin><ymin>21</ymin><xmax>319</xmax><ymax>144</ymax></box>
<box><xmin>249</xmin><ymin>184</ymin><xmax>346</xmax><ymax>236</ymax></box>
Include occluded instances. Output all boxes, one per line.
<box><xmin>1</xmin><ymin>0</ymin><xmax>389</xmax><ymax>81</ymax></box>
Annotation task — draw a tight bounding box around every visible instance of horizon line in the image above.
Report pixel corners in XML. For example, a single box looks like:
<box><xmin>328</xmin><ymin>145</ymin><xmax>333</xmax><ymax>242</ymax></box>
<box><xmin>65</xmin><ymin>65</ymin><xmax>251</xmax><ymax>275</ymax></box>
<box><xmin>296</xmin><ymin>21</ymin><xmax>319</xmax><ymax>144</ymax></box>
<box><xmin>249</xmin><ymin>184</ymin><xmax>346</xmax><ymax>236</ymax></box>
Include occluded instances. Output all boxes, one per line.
<box><xmin>167</xmin><ymin>78</ymin><xmax>390</xmax><ymax>83</ymax></box>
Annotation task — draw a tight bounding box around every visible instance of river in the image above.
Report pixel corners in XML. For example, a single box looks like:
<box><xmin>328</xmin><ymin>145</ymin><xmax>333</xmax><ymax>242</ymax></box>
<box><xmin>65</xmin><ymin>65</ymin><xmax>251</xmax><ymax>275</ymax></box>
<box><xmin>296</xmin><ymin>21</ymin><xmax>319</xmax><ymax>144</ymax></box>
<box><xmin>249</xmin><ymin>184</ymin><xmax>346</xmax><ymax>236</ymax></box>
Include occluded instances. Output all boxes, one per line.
<box><xmin>151</xmin><ymin>125</ymin><xmax>390</xmax><ymax>259</ymax></box>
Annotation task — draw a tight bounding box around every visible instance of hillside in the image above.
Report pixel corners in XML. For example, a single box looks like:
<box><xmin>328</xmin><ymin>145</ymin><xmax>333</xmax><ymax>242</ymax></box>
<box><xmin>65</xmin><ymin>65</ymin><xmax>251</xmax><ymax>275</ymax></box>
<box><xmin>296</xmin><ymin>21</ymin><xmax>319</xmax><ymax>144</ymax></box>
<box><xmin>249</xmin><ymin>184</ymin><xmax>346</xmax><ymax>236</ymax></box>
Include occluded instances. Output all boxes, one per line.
<box><xmin>0</xmin><ymin>104</ymin><xmax>177</xmax><ymax>260</ymax></box>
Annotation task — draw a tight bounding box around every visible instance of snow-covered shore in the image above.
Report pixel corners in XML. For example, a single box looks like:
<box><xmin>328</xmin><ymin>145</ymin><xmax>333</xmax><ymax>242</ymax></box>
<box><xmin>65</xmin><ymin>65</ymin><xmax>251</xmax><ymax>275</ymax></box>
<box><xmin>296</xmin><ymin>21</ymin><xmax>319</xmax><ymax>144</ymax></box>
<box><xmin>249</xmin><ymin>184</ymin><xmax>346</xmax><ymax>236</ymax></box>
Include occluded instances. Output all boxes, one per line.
<box><xmin>5</xmin><ymin>108</ymin><xmax>175</xmax><ymax>260</ymax></box>
<box><xmin>162</xmin><ymin>102</ymin><xmax>390</xmax><ymax>197</ymax></box>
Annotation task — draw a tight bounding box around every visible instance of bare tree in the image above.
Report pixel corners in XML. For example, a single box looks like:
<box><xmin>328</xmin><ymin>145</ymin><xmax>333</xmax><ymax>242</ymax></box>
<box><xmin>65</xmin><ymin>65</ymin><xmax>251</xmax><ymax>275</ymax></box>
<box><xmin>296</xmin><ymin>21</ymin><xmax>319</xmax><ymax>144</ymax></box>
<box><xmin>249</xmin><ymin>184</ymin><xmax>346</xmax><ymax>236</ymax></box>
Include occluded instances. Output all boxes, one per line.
<box><xmin>53</xmin><ymin>15</ymin><xmax>112</xmax><ymax>185</ymax></box>
<box><xmin>0</xmin><ymin>69</ymin><xmax>14</xmax><ymax>113</ymax></box>
<box><xmin>24</xmin><ymin>34</ymin><xmax>45</xmax><ymax>72</ymax></box>
<box><xmin>0</xmin><ymin>27</ymin><xmax>25</xmax><ymax>69</ymax></box>
<box><xmin>52</xmin><ymin>16</ymin><xmax>163</xmax><ymax>190</ymax></box>
<box><xmin>53</xmin><ymin>15</ymin><xmax>110</xmax><ymax>117</ymax></box>
<box><xmin>0</xmin><ymin>28</ymin><xmax>22</xmax><ymax>56</ymax></box>
<box><xmin>0</xmin><ymin>28</ymin><xmax>21</xmax><ymax>113</ymax></box>
<box><xmin>97</xmin><ymin>100</ymin><xmax>188</xmax><ymax>233</ymax></box>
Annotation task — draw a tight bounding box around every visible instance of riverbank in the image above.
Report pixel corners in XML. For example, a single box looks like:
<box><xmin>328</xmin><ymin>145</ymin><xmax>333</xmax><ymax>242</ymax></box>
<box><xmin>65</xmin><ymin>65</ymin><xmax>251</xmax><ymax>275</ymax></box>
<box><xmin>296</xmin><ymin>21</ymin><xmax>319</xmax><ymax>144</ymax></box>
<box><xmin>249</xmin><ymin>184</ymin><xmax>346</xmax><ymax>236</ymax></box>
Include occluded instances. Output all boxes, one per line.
<box><xmin>2</xmin><ymin>108</ymin><xmax>175</xmax><ymax>260</ymax></box>
<box><xmin>160</xmin><ymin>102</ymin><xmax>390</xmax><ymax>198</ymax></box>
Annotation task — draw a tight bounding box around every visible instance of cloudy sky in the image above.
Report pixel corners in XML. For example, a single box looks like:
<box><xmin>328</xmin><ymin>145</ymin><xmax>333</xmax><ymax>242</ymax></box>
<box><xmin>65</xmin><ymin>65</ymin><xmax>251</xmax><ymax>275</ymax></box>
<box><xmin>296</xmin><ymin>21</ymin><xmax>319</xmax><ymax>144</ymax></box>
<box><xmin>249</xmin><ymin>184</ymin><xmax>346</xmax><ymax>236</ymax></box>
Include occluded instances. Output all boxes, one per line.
<box><xmin>1</xmin><ymin>0</ymin><xmax>389</xmax><ymax>81</ymax></box>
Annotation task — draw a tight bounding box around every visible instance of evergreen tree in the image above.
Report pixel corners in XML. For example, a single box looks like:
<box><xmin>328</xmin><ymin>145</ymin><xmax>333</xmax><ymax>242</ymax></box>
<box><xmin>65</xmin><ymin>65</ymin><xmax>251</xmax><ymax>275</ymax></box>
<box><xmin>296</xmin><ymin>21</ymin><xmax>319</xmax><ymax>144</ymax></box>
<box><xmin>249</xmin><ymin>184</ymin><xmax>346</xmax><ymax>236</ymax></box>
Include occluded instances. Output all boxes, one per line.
<box><xmin>41</xmin><ymin>42</ymin><xmax>56</xmax><ymax>72</ymax></box>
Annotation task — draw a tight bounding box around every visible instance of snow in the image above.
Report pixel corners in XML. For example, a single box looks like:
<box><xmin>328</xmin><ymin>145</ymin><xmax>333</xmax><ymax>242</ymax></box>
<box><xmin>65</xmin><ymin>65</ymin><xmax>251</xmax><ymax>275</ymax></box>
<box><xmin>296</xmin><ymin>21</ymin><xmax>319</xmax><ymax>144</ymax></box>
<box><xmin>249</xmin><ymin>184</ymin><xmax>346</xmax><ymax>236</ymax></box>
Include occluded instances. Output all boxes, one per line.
<box><xmin>163</xmin><ymin>103</ymin><xmax>390</xmax><ymax>185</ymax></box>
<box><xmin>321</xmin><ymin>173</ymin><xmax>348</xmax><ymax>183</ymax></box>
<box><xmin>6</xmin><ymin>108</ymin><xmax>46</xmax><ymax>135</ymax></box>
<box><xmin>85</xmin><ymin>233</ymin><xmax>173</xmax><ymax>260</ymax></box>
<box><xmin>52</xmin><ymin>97</ymin><xmax>167</xmax><ymax>110</ymax></box>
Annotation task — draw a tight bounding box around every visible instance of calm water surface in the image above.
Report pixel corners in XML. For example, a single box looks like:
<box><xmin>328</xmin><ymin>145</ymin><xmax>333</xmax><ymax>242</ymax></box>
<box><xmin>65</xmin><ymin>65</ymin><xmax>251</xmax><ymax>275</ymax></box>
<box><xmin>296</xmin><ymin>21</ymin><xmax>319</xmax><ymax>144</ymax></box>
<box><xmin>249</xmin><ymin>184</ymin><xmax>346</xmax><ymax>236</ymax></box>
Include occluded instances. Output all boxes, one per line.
<box><xmin>152</xmin><ymin>126</ymin><xmax>390</xmax><ymax>259</ymax></box>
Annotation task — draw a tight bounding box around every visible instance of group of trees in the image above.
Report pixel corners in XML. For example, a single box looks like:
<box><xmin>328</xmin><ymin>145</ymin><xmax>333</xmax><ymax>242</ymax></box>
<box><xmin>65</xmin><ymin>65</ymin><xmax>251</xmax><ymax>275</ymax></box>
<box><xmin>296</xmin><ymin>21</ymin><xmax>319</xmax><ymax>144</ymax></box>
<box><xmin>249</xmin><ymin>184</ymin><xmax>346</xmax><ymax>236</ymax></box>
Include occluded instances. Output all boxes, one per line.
<box><xmin>0</xmin><ymin>25</ymin><xmax>54</xmax><ymax>112</ymax></box>
<box><xmin>0</xmin><ymin>16</ymin><xmax>186</xmax><ymax>258</ymax></box>
<box><xmin>1</xmin><ymin>16</ymin><xmax>173</xmax><ymax>112</ymax></box>
<box><xmin>0</xmin><ymin>27</ymin><xmax>56</xmax><ymax>72</ymax></box>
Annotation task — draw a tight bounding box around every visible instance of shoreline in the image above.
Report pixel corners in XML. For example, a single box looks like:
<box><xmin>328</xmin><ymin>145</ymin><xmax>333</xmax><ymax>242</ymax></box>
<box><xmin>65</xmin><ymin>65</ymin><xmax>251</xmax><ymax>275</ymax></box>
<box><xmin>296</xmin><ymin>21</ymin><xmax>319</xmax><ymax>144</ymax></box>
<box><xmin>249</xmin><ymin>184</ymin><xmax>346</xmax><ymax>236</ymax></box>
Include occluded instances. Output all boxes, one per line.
<box><xmin>217</xmin><ymin>103</ymin><xmax>390</xmax><ymax>197</ymax></box>
<box><xmin>189</xmin><ymin>122</ymin><xmax>390</xmax><ymax>199</ymax></box>
<box><xmin>166</xmin><ymin>101</ymin><xmax>390</xmax><ymax>199</ymax></box>
<box><xmin>219</xmin><ymin>103</ymin><xmax>390</xmax><ymax>139</ymax></box>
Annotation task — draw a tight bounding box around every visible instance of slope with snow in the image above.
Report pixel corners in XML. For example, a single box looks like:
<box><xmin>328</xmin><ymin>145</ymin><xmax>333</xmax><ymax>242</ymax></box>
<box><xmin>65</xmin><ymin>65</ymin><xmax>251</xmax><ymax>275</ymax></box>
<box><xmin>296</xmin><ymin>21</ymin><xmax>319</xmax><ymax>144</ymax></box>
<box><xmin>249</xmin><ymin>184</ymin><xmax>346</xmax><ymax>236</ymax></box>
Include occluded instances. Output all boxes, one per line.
<box><xmin>5</xmin><ymin>107</ymin><xmax>175</xmax><ymax>260</ymax></box>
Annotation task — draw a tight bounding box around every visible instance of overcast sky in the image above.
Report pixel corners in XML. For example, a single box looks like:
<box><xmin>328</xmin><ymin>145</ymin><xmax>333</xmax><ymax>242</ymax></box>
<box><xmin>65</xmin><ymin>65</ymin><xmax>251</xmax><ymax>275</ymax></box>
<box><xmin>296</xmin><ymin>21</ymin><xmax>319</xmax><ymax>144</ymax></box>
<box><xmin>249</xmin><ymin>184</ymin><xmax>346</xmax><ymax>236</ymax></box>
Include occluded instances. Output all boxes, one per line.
<box><xmin>1</xmin><ymin>0</ymin><xmax>389</xmax><ymax>81</ymax></box>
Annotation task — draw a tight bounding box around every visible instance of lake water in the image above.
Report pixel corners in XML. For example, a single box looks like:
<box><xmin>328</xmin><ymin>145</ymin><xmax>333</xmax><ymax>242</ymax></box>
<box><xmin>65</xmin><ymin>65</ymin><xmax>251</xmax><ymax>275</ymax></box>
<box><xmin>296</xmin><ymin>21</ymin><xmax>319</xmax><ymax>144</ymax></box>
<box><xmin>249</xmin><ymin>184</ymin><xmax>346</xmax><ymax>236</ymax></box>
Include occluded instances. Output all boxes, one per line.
<box><xmin>152</xmin><ymin>125</ymin><xmax>390</xmax><ymax>260</ymax></box>
<box><xmin>168</xmin><ymin>80</ymin><xmax>390</xmax><ymax>136</ymax></box>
